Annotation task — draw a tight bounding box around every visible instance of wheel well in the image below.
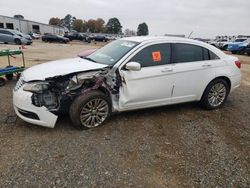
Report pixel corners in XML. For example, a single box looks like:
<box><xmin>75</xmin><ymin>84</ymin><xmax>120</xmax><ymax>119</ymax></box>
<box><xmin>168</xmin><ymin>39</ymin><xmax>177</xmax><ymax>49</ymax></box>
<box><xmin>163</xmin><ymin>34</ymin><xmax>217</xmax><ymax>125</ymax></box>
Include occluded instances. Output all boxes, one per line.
<box><xmin>97</xmin><ymin>87</ymin><xmax>111</xmax><ymax>97</ymax></box>
<box><xmin>214</xmin><ymin>76</ymin><xmax>231</xmax><ymax>90</ymax></box>
<box><xmin>201</xmin><ymin>76</ymin><xmax>231</xmax><ymax>100</ymax></box>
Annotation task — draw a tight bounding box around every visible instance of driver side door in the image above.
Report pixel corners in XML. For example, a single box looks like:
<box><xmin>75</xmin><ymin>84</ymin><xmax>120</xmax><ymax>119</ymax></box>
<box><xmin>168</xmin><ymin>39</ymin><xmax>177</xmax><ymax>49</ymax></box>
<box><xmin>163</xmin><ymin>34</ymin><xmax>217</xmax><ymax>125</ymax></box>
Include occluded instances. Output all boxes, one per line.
<box><xmin>119</xmin><ymin>43</ymin><xmax>175</xmax><ymax>111</ymax></box>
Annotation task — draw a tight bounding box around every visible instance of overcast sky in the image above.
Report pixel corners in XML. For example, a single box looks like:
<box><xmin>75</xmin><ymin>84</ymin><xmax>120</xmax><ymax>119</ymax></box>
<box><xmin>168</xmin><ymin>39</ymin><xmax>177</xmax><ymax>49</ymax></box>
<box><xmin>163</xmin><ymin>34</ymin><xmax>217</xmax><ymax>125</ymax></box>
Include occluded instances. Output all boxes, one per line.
<box><xmin>0</xmin><ymin>0</ymin><xmax>250</xmax><ymax>38</ymax></box>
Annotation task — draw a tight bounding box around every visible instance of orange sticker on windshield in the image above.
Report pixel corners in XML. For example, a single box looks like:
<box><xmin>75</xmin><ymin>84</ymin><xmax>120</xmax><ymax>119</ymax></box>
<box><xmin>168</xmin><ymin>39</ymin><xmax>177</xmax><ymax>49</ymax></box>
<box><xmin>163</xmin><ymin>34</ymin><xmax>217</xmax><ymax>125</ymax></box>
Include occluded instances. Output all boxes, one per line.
<box><xmin>152</xmin><ymin>51</ymin><xmax>162</xmax><ymax>62</ymax></box>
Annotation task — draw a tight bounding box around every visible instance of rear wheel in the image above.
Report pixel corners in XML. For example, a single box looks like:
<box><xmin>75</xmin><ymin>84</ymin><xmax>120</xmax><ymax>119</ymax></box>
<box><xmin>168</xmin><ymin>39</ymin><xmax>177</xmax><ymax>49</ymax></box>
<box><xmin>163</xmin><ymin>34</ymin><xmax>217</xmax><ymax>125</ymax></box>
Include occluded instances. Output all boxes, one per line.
<box><xmin>239</xmin><ymin>48</ymin><xmax>245</xmax><ymax>55</ymax></box>
<box><xmin>5</xmin><ymin>74</ymin><xmax>13</xmax><ymax>80</ymax></box>
<box><xmin>200</xmin><ymin>79</ymin><xmax>229</xmax><ymax>110</ymax></box>
<box><xmin>69</xmin><ymin>91</ymin><xmax>111</xmax><ymax>130</ymax></box>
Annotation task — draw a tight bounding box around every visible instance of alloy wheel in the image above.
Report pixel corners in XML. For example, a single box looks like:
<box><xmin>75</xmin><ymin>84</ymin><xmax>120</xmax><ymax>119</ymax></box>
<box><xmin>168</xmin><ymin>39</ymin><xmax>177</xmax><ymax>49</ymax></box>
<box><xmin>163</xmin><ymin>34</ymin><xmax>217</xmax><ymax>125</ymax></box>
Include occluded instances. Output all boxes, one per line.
<box><xmin>80</xmin><ymin>98</ymin><xmax>109</xmax><ymax>128</ymax></box>
<box><xmin>208</xmin><ymin>83</ymin><xmax>227</xmax><ymax>107</ymax></box>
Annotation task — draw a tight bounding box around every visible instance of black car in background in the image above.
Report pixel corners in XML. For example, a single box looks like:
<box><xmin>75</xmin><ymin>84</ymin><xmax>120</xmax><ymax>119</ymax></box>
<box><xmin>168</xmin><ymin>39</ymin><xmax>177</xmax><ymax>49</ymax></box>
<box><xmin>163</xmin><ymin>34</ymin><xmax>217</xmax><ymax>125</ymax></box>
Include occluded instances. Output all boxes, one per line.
<box><xmin>92</xmin><ymin>35</ymin><xmax>108</xmax><ymax>42</ymax></box>
<box><xmin>42</xmin><ymin>34</ymin><xmax>70</xmax><ymax>43</ymax></box>
<box><xmin>64</xmin><ymin>32</ymin><xmax>91</xmax><ymax>43</ymax></box>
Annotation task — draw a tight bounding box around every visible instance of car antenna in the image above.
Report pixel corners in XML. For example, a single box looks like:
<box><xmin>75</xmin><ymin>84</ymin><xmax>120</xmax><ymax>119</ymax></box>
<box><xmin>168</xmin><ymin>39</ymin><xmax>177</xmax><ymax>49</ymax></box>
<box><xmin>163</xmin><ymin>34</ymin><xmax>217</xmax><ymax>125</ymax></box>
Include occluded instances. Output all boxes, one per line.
<box><xmin>188</xmin><ymin>31</ymin><xmax>193</xmax><ymax>39</ymax></box>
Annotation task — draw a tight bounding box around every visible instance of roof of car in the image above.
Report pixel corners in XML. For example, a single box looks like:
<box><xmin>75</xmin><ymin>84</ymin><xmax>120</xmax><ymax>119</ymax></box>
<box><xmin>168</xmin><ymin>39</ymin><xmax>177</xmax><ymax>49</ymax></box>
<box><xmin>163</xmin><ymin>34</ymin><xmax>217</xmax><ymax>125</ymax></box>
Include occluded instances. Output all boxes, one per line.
<box><xmin>120</xmin><ymin>36</ymin><xmax>196</xmax><ymax>43</ymax></box>
<box><xmin>120</xmin><ymin>36</ymin><xmax>227</xmax><ymax>58</ymax></box>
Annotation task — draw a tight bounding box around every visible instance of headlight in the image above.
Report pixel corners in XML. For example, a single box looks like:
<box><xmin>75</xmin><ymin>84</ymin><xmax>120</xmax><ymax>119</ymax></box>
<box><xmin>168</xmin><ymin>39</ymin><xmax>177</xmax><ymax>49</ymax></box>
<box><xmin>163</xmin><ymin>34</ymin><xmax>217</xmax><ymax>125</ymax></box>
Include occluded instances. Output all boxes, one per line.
<box><xmin>23</xmin><ymin>82</ymin><xmax>49</xmax><ymax>93</ymax></box>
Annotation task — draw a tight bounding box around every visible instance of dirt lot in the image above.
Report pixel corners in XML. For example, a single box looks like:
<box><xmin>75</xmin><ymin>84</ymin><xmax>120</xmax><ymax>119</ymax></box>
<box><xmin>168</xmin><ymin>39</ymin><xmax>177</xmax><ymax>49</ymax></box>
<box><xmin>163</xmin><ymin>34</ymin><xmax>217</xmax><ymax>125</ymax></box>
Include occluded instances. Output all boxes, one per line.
<box><xmin>0</xmin><ymin>40</ymin><xmax>250</xmax><ymax>187</ymax></box>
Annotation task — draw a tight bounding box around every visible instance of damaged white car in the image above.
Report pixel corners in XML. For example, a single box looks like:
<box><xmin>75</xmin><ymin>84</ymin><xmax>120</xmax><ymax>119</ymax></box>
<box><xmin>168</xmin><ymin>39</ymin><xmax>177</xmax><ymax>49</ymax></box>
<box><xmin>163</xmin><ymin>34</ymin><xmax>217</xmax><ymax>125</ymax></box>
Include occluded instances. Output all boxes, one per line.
<box><xmin>13</xmin><ymin>37</ymin><xmax>241</xmax><ymax>129</ymax></box>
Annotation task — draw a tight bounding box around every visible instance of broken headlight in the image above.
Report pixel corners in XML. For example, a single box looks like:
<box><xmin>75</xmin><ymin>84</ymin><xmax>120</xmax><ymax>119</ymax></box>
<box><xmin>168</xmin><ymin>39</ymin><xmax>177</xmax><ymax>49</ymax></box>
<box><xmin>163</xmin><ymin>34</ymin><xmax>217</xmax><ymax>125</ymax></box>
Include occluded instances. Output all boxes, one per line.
<box><xmin>67</xmin><ymin>71</ymin><xmax>98</xmax><ymax>91</ymax></box>
<box><xmin>23</xmin><ymin>82</ymin><xmax>49</xmax><ymax>93</ymax></box>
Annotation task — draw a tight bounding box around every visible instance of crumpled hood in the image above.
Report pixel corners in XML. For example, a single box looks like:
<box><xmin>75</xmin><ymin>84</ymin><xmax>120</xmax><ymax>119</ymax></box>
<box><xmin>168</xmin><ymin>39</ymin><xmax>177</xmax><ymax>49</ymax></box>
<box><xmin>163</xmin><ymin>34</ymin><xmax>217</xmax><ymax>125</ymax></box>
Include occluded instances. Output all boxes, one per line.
<box><xmin>23</xmin><ymin>57</ymin><xmax>108</xmax><ymax>81</ymax></box>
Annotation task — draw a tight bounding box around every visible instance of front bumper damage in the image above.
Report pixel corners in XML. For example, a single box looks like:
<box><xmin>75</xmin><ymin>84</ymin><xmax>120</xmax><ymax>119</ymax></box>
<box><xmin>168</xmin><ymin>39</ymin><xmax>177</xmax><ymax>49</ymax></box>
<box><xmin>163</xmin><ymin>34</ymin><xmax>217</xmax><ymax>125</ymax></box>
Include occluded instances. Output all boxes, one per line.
<box><xmin>13</xmin><ymin>68</ymin><xmax>121</xmax><ymax>128</ymax></box>
<box><xmin>13</xmin><ymin>86</ymin><xmax>58</xmax><ymax>128</ymax></box>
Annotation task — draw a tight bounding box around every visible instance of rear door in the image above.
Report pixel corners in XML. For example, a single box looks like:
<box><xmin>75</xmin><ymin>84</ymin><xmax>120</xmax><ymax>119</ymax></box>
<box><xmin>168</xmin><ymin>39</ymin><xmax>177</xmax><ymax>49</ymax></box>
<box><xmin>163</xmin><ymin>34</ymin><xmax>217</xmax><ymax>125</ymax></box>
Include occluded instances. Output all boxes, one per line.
<box><xmin>119</xmin><ymin>43</ymin><xmax>175</xmax><ymax>110</ymax></box>
<box><xmin>0</xmin><ymin>30</ymin><xmax>14</xmax><ymax>43</ymax></box>
<box><xmin>171</xmin><ymin>43</ymin><xmax>222</xmax><ymax>103</ymax></box>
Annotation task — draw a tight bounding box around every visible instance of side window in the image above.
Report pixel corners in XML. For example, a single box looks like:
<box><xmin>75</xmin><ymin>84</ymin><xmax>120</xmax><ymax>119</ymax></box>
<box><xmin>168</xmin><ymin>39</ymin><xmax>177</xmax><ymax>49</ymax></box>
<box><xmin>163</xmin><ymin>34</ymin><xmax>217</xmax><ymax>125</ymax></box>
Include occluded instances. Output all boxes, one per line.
<box><xmin>173</xmin><ymin>43</ymin><xmax>203</xmax><ymax>63</ymax></box>
<box><xmin>203</xmin><ymin>48</ymin><xmax>210</xmax><ymax>60</ymax></box>
<box><xmin>203</xmin><ymin>48</ymin><xmax>220</xmax><ymax>60</ymax></box>
<box><xmin>130</xmin><ymin>43</ymin><xmax>171</xmax><ymax>67</ymax></box>
<box><xmin>209</xmin><ymin>51</ymin><xmax>220</xmax><ymax>60</ymax></box>
<box><xmin>0</xmin><ymin>30</ymin><xmax>12</xmax><ymax>35</ymax></box>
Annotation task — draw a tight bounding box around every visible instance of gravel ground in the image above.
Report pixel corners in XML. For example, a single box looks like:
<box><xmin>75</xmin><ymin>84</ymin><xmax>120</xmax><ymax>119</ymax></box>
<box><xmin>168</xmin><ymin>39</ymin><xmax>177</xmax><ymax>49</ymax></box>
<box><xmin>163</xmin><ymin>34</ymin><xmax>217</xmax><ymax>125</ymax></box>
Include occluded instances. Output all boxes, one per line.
<box><xmin>0</xmin><ymin>41</ymin><xmax>250</xmax><ymax>187</ymax></box>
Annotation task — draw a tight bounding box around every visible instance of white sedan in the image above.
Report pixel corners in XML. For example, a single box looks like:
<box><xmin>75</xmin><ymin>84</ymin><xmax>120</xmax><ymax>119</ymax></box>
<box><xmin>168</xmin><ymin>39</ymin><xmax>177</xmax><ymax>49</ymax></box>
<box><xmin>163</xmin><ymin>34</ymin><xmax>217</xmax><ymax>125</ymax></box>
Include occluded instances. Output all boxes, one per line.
<box><xmin>13</xmin><ymin>37</ymin><xmax>241</xmax><ymax>129</ymax></box>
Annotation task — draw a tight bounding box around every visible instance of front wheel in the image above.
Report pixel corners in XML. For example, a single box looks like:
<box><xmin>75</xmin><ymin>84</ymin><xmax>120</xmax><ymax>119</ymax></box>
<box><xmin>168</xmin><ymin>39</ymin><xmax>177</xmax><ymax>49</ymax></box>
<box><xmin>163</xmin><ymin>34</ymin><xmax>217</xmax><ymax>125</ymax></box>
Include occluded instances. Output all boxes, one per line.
<box><xmin>14</xmin><ymin>38</ymin><xmax>21</xmax><ymax>45</ymax></box>
<box><xmin>200</xmin><ymin>79</ymin><xmax>229</xmax><ymax>110</ymax></box>
<box><xmin>69</xmin><ymin>91</ymin><xmax>111</xmax><ymax>130</ymax></box>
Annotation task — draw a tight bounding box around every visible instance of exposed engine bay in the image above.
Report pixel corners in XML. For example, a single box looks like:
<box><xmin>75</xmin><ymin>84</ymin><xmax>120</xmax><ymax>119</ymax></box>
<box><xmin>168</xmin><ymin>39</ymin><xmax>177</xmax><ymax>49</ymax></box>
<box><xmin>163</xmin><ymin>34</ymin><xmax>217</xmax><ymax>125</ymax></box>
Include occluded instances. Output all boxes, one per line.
<box><xmin>29</xmin><ymin>68</ymin><xmax>122</xmax><ymax>114</ymax></box>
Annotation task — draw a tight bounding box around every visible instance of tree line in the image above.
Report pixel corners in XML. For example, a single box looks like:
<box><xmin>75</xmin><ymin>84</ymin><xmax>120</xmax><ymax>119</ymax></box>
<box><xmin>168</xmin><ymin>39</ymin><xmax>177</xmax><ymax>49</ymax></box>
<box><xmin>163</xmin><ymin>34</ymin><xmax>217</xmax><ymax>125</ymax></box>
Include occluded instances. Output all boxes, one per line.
<box><xmin>49</xmin><ymin>14</ymin><xmax>149</xmax><ymax>36</ymax></box>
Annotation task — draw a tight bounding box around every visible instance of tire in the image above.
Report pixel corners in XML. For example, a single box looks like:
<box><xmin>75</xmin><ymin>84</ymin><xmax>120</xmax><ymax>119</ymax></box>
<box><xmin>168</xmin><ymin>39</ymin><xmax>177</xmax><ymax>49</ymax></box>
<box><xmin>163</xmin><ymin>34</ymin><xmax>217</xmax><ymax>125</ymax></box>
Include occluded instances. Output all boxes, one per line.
<box><xmin>223</xmin><ymin>45</ymin><xmax>228</xmax><ymax>51</ymax></box>
<box><xmin>232</xmin><ymin>51</ymin><xmax>237</xmax><ymax>54</ymax></box>
<box><xmin>239</xmin><ymin>48</ymin><xmax>245</xmax><ymax>55</ymax></box>
<box><xmin>5</xmin><ymin>74</ymin><xmax>13</xmax><ymax>80</ymax></box>
<box><xmin>69</xmin><ymin>91</ymin><xmax>111</xmax><ymax>130</ymax></box>
<box><xmin>0</xmin><ymin>77</ymin><xmax>6</xmax><ymax>87</ymax></box>
<box><xmin>14</xmin><ymin>38</ymin><xmax>21</xmax><ymax>45</ymax></box>
<box><xmin>200</xmin><ymin>79</ymin><xmax>230</xmax><ymax>110</ymax></box>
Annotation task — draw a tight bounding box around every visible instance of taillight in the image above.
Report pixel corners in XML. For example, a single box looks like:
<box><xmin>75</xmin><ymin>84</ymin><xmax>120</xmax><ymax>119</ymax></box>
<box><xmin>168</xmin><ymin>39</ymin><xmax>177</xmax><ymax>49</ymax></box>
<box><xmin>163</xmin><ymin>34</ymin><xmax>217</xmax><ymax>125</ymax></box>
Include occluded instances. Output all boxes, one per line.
<box><xmin>235</xmin><ymin>60</ymin><xmax>241</xmax><ymax>69</ymax></box>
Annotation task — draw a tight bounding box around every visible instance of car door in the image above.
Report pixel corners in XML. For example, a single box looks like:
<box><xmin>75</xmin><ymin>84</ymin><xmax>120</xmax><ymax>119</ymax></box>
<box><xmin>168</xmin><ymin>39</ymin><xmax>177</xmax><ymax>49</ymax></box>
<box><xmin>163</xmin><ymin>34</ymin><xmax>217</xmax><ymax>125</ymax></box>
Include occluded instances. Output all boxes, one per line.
<box><xmin>0</xmin><ymin>30</ymin><xmax>14</xmax><ymax>43</ymax></box>
<box><xmin>171</xmin><ymin>43</ymin><xmax>223</xmax><ymax>103</ymax></box>
<box><xmin>119</xmin><ymin>43</ymin><xmax>175</xmax><ymax>111</ymax></box>
<box><xmin>0</xmin><ymin>30</ymin><xmax>4</xmax><ymax>42</ymax></box>
<box><xmin>47</xmin><ymin>34</ymin><xmax>54</xmax><ymax>42</ymax></box>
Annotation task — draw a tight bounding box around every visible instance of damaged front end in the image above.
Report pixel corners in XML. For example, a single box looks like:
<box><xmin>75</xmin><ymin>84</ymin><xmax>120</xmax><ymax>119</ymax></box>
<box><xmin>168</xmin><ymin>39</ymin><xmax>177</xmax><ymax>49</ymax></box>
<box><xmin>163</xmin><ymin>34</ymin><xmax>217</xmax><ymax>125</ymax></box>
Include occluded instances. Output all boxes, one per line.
<box><xmin>24</xmin><ymin>67</ymin><xmax>122</xmax><ymax>117</ymax></box>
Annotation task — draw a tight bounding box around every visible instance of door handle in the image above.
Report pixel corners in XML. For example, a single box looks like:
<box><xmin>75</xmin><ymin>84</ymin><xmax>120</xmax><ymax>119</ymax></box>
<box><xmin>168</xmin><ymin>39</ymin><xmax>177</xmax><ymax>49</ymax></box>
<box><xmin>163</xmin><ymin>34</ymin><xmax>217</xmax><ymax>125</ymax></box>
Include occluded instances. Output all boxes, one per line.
<box><xmin>161</xmin><ymin>68</ymin><xmax>173</xmax><ymax>73</ymax></box>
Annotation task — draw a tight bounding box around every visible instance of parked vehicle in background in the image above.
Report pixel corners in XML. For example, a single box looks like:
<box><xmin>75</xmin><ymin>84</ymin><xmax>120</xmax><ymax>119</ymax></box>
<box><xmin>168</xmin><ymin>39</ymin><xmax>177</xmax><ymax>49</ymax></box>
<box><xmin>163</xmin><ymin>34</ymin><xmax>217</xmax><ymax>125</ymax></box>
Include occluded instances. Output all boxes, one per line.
<box><xmin>92</xmin><ymin>35</ymin><xmax>108</xmax><ymax>42</ymax></box>
<box><xmin>245</xmin><ymin>43</ymin><xmax>250</xmax><ymax>56</ymax></box>
<box><xmin>0</xmin><ymin>28</ymin><xmax>32</xmax><ymax>45</ymax></box>
<box><xmin>64</xmin><ymin>32</ymin><xmax>91</xmax><ymax>43</ymax></box>
<box><xmin>227</xmin><ymin>38</ymin><xmax>250</xmax><ymax>54</ymax></box>
<box><xmin>13</xmin><ymin>37</ymin><xmax>241</xmax><ymax>129</ymax></box>
<box><xmin>207</xmin><ymin>40</ymin><xmax>218</xmax><ymax>47</ymax></box>
<box><xmin>29</xmin><ymin>32</ymin><xmax>41</xmax><ymax>40</ymax></box>
<box><xmin>42</xmin><ymin>34</ymin><xmax>70</xmax><ymax>43</ymax></box>
<box><xmin>217</xmin><ymin>39</ymin><xmax>231</xmax><ymax>50</ymax></box>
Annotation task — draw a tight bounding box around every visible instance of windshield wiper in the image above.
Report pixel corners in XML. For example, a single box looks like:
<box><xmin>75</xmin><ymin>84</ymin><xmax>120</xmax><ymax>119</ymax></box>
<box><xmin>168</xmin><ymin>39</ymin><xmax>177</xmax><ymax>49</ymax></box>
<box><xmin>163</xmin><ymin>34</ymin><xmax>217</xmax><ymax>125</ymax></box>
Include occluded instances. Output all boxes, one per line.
<box><xmin>83</xmin><ymin>57</ymin><xmax>96</xmax><ymax>63</ymax></box>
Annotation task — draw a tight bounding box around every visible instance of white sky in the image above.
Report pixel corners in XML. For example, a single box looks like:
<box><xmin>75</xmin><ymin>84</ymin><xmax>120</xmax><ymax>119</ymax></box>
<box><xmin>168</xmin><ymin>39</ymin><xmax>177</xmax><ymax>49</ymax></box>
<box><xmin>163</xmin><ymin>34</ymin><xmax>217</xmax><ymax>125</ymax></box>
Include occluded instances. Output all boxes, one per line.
<box><xmin>0</xmin><ymin>0</ymin><xmax>250</xmax><ymax>38</ymax></box>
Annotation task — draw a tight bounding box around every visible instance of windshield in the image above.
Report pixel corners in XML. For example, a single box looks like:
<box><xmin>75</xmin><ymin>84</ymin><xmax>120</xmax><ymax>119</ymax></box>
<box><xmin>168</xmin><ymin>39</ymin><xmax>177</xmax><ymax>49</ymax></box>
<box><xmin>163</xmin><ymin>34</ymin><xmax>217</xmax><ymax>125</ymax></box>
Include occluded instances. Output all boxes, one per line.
<box><xmin>13</xmin><ymin>30</ymin><xmax>24</xmax><ymax>36</ymax></box>
<box><xmin>235</xmin><ymin>39</ymin><xmax>247</xmax><ymax>42</ymax></box>
<box><xmin>86</xmin><ymin>40</ymin><xmax>139</xmax><ymax>66</ymax></box>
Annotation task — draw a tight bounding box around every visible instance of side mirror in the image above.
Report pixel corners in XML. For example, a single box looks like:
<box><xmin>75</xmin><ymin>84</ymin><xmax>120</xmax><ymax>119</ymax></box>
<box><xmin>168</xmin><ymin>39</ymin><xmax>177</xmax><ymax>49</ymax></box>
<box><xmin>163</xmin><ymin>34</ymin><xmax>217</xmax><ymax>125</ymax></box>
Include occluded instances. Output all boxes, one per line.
<box><xmin>125</xmin><ymin>62</ymin><xmax>141</xmax><ymax>71</ymax></box>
